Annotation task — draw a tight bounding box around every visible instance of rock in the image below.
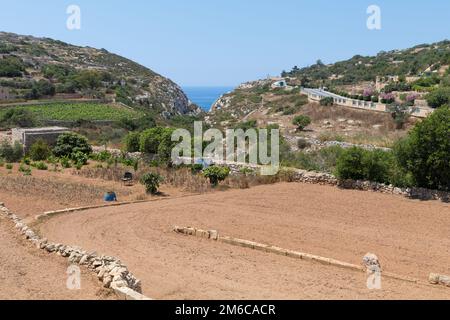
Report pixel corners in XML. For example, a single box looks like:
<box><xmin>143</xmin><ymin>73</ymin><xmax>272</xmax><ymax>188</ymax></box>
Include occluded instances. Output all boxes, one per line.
<box><xmin>363</xmin><ymin>253</ymin><xmax>381</xmax><ymax>272</ymax></box>
<box><xmin>103</xmin><ymin>276</ymin><xmax>112</xmax><ymax>288</ymax></box>
<box><xmin>45</xmin><ymin>244</ymin><xmax>56</xmax><ymax>253</ymax></box>
<box><xmin>429</xmin><ymin>274</ymin><xmax>450</xmax><ymax>287</ymax></box>
<box><xmin>97</xmin><ymin>268</ymin><xmax>107</xmax><ymax>279</ymax></box>
<box><xmin>25</xmin><ymin>230</ymin><xmax>36</xmax><ymax>239</ymax></box>
<box><xmin>208</xmin><ymin>230</ymin><xmax>219</xmax><ymax>240</ymax></box>
<box><xmin>111</xmin><ymin>280</ymin><xmax>127</xmax><ymax>288</ymax></box>
<box><xmin>79</xmin><ymin>255</ymin><xmax>89</xmax><ymax>265</ymax></box>
<box><xmin>429</xmin><ymin>273</ymin><xmax>440</xmax><ymax>285</ymax></box>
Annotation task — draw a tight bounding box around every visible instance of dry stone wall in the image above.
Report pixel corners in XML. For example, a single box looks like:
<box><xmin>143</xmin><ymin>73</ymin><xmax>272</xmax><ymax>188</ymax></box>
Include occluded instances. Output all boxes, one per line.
<box><xmin>0</xmin><ymin>202</ymin><xmax>149</xmax><ymax>300</ymax></box>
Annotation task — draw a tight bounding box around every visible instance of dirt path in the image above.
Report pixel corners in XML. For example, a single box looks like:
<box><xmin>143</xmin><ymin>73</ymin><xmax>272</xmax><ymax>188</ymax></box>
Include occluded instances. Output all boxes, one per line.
<box><xmin>38</xmin><ymin>183</ymin><xmax>450</xmax><ymax>299</ymax></box>
<box><xmin>0</xmin><ymin>215</ymin><xmax>115</xmax><ymax>300</ymax></box>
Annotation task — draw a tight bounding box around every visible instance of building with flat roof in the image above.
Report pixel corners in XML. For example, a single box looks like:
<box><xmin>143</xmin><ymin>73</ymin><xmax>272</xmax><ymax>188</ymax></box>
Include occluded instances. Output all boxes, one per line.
<box><xmin>11</xmin><ymin>127</ymin><xmax>69</xmax><ymax>152</ymax></box>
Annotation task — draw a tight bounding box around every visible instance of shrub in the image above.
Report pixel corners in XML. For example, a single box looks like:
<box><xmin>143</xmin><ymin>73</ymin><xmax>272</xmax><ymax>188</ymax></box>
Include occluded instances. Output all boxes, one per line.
<box><xmin>157</xmin><ymin>128</ymin><xmax>176</xmax><ymax>162</ymax></box>
<box><xmin>0</xmin><ymin>109</ymin><xmax>37</xmax><ymax>128</ymax></box>
<box><xmin>72</xmin><ymin>151</ymin><xmax>88</xmax><ymax>166</ymax></box>
<box><xmin>140</xmin><ymin>172</ymin><xmax>163</xmax><ymax>194</ymax></box>
<box><xmin>29</xmin><ymin>139</ymin><xmax>51</xmax><ymax>161</ymax></box>
<box><xmin>124</xmin><ymin>132</ymin><xmax>141</xmax><ymax>153</ymax></box>
<box><xmin>60</xmin><ymin>156</ymin><xmax>71</xmax><ymax>168</ymax></box>
<box><xmin>6</xmin><ymin>163</ymin><xmax>13</xmax><ymax>170</ymax></box>
<box><xmin>320</xmin><ymin>97</ymin><xmax>334</xmax><ymax>106</ymax></box>
<box><xmin>0</xmin><ymin>140</ymin><xmax>23</xmax><ymax>163</ymax></box>
<box><xmin>297</xmin><ymin>138</ymin><xmax>311</xmax><ymax>150</ymax></box>
<box><xmin>35</xmin><ymin>161</ymin><xmax>48</xmax><ymax>170</ymax></box>
<box><xmin>394</xmin><ymin>106</ymin><xmax>450</xmax><ymax>191</ymax></box>
<box><xmin>190</xmin><ymin>164</ymin><xmax>204</xmax><ymax>174</ymax></box>
<box><xmin>139</xmin><ymin>127</ymin><xmax>176</xmax><ymax>162</ymax></box>
<box><xmin>361</xmin><ymin>149</ymin><xmax>393</xmax><ymax>183</ymax></box>
<box><xmin>203</xmin><ymin>166</ymin><xmax>230</xmax><ymax>187</ymax></box>
<box><xmin>426</xmin><ymin>87</ymin><xmax>450</xmax><ymax>108</ymax></box>
<box><xmin>292</xmin><ymin>115</ymin><xmax>311</xmax><ymax>131</ymax></box>
<box><xmin>139</xmin><ymin>127</ymin><xmax>166</xmax><ymax>154</ymax></box>
<box><xmin>53</xmin><ymin>132</ymin><xmax>92</xmax><ymax>158</ymax></box>
<box><xmin>92</xmin><ymin>150</ymin><xmax>112</xmax><ymax>162</ymax></box>
<box><xmin>335</xmin><ymin>147</ymin><xmax>367</xmax><ymax>180</ymax></box>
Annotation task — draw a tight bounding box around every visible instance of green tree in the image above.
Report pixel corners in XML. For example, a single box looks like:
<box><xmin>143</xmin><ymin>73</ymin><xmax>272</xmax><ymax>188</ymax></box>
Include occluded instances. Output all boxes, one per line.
<box><xmin>335</xmin><ymin>147</ymin><xmax>366</xmax><ymax>180</ymax></box>
<box><xmin>426</xmin><ymin>87</ymin><xmax>450</xmax><ymax>108</ymax></box>
<box><xmin>292</xmin><ymin>115</ymin><xmax>311</xmax><ymax>131</ymax></box>
<box><xmin>123</xmin><ymin>132</ymin><xmax>141</xmax><ymax>153</ymax></box>
<box><xmin>53</xmin><ymin>132</ymin><xmax>92</xmax><ymax>158</ymax></box>
<box><xmin>139</xmin><ymin>127</ymin><xmax>166</xmax><ymax>154</ymax></box>
<box><xmin>394</xmin><ymin>106</ymin><xmax>450</xmax><ymax>191</ymax></box>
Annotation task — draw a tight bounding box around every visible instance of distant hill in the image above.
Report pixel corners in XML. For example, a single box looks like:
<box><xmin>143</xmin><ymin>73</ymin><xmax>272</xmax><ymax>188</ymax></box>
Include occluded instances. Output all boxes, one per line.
<box><xmin>0</xmin><ymin>32</ymin><xmax>202</xmax><ymax>118</ymax></box>
<box><xmin>283</xmin><ymin>40</ymin><xmax>450</xmax><ymax>87</ymax></box>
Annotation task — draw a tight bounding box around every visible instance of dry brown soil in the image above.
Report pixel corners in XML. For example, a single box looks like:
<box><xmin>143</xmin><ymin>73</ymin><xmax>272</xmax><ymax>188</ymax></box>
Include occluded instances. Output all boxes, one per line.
<box><xmin>37</xmin><ymin>183</ymin><xmax>450</xmax><ymax>300</ymax></box>
<box><xmin>0</xmin><ymin>215</ymin><xmax>115</xmax><ymax>300</ymax></box>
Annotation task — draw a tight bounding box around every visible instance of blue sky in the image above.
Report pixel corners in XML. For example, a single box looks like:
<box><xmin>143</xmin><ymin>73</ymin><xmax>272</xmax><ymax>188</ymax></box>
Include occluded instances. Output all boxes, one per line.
<box><xmin>0</xmin><ymin>0</ymin><xmax>449</xmax><ymax>86</ymax></box>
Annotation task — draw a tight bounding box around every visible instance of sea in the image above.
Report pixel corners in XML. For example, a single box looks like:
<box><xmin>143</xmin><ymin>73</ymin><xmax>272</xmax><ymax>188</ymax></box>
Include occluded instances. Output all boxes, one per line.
<box><xmin>183</xmin><ymin>86</ymin><xmax>234</xmax><ymax>112</ymax></box>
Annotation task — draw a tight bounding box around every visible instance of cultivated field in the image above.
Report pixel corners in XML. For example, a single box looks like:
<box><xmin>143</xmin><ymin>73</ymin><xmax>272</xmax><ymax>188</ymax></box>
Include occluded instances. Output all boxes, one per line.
<box><xmin>34</xmin><ymin>182</ymin><xmax>450</xmax><ymax>299</ymax></box>
<box><xmin>0</xmin><ymin>103</ymin><xmax>141</xmax><ymax>121</ymax></box>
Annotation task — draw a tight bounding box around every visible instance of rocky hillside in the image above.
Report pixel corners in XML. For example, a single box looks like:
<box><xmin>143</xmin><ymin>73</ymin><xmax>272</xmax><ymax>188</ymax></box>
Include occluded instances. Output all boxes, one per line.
<box><xmin>0</xmin><ymin>32</ymin><xmax>202</xmax><ymax>117</ymax></box>
<box><xmin>283</xmin><ymin>40</ymin><xmax>450</xmax><ymax>87</ymax></box>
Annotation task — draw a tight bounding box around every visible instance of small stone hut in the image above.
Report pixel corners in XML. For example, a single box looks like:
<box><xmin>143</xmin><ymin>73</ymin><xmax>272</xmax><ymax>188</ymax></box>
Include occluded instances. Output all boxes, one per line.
<box><xmin>11</xmin><ymin>127</ymin><xmax>69</xmax><ymax>152</ymax></box>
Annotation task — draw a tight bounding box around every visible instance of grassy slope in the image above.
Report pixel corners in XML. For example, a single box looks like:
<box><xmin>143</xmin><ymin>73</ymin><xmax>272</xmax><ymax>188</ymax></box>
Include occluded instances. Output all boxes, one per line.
<box><xmin>0</xmin><ymin>103</ymin><xmax>142</xmax><ymax>121</ymax></box>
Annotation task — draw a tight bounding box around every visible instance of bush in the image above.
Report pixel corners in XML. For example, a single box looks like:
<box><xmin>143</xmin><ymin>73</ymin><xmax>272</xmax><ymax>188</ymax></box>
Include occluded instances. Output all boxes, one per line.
<box><xmin>203</xmin><ymin>166</ymin><xmax>230</xmax><ymax>187</ymax></box>
<box><xmin>72</xmin><ymin>151</ymin><xmax>88</xmax><ymax>166</ymax></box>
<box><xmin>139</xmin><ymin>127</ymin><xmax>166</xmax><ymax>154</ymax></box>
<box><xmin>320</xmin><ymin>97</ymin><xmax>334</xmax><ymax>106</ymax></box>
<box><xmin>6</xmin><ymin>163</ymin><xmax>13</xmax><ymax>170</ymax></box>
<box><xmin>292</xmin><ymin>115</ymin><xmax>311</xmax><ymax>131</ymax></box>
<box><xmin>124</xmin><ymin>132</ymin><xmax>141</xmax><ymax>153</ymax></box>
<box><xmin>335</xmin><ymin>147</ymin><xmax>367</xmax><ymax>180</ymax></box>
<box><xmin>139</xmin><ymin>127</ymin><xmax>176</xmax><ymax>162</ymax></box>
<box><xmin>60</xmin><ymin>156</ymin><xmax>72</xmax><ymax>168</ymax></box>
<box><xmin>0</xmin><ymin>140</ymin><xmax>23</xmax><ymax>163</ymax></box>
<box><xmin>190</xmin><ymin>164</ymin><xmax>204</xmax><ymax>174</ymax></box>
<box><xmin>53</xmin><ymin>132</ymin><xmax>92</xmax><ymax>158</ymax></box>
<box><xmin>140</xmin><ymin>172</ymin><xmax>163</xmax><ymax>194</ymax></box>
<box><xmin>0</xmin><ymin>56</ymin><xmax>25</xmax><ymax>77</ymax></box>
<box><xmin>0</xmin><ymin>109</ymin><xmax>37</xmax><ymax>128</ymax></box>
<box><xmin>426</xmin><ymin>87</ymin><xmax>450</xmax><ymax>108</ymax></box>
<box><xmin>394</xmin><ymin>106</ymin><xmax>450</xmax><ymax>191</ymax></box>
<box><xmin>91</xmin><ymin>150</ymin><xmax>112</xmax><ymax>162</ymax></box>
<box><xmin>361</xmin><ymin>149</ymin><xmax>393</xmax><ymax>183</ymax></box>
<box><xmin>35</xmin><ymin>161</ymin><xmax>48</xmax><ymax>170</ymax></box>
<box><xmin>29</xmin><ymin>139</ymin><xmax>51</xmax><ymax>161</ymax></box>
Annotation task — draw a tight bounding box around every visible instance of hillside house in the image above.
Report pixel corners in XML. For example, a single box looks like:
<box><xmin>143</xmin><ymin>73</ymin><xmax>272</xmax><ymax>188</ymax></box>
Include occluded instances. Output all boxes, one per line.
<box><xmin>271</xmin><ymin>79</ymin><xmax>287</xmax><ymax>89</ymax></box>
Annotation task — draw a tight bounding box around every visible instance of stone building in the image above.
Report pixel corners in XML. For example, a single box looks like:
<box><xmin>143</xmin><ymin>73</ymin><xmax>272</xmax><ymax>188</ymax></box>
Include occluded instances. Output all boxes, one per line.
<box><xmin>11</xmin><ymin>127</ymin><xmax>69</xmax><ymax>152</ymax></box>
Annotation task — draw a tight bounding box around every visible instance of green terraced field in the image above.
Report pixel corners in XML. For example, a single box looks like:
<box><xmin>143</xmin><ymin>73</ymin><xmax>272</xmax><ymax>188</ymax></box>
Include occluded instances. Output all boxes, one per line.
<box><xmin>0</xmin><ymin>103</ymin><xmax>142</xmax><ymax>121</ymax></box>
